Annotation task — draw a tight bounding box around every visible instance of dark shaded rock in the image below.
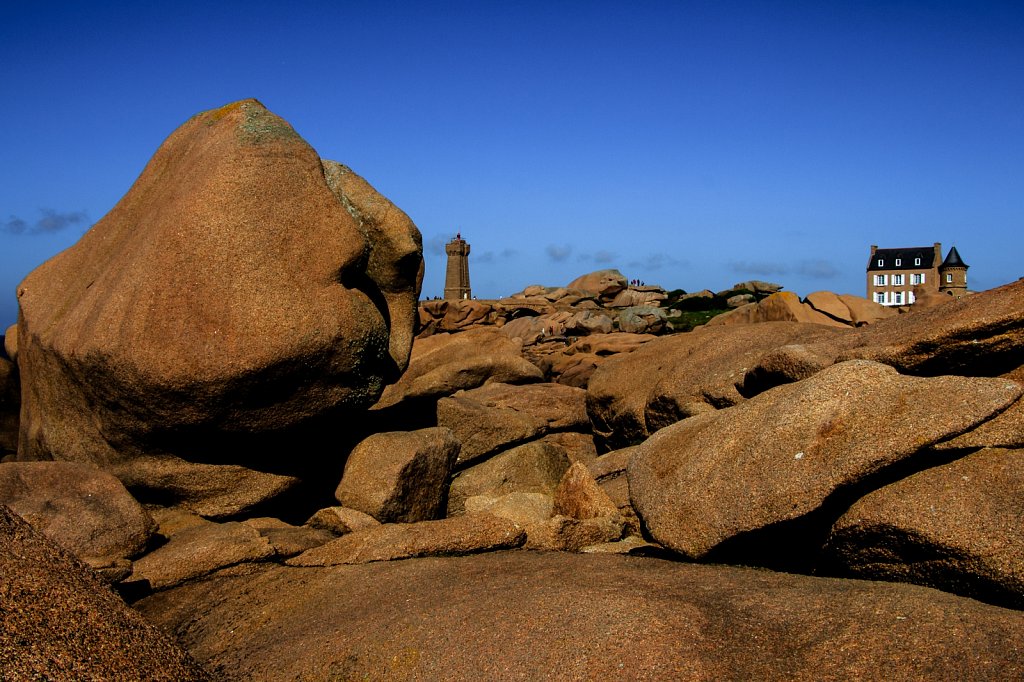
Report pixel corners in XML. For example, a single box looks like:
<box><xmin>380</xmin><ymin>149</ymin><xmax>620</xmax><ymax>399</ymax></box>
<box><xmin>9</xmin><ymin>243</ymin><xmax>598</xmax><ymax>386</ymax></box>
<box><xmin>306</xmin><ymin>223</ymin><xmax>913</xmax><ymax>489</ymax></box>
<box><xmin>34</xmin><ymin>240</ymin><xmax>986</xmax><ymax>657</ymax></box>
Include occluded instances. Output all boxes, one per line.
<box><xmin>823</xmin><ymin>447</ymin><xmax>1024</xmax><ymax>609</ymax></box>
<box><xmin>109</xmin><ymin>455</ymin><xmax>301</xmax><ymax>520</ymax></box>
<box><xmin>0</xmin><ymin>504</ymin><xmax>209</xmax><ymax>680</ymax></box>
<box><xmin>0</xmin><ymin>356</ymin><xmax>17</xmax><ymax>457</ymax></box>
<box><xmin>286</xmin><ymin>514</ymin><xmax>525</xmax><ymax>566</ymax></box>
<box><xmin>334</xmin><ymin>427</ymin><xmax>459</xmax><ymax>523</ymax></box>
<box><xmin>0</xmin><ymin>461</ymin><xmax>155</xmax><ymax>568</ymax></box>
<box><xmin>134</xmin><ymin>551</ymin><xmax>1024</xmax><ymax>681</ymax></box>
<box><xmin>628</xmin><ymin>360</ymin><xmax>1021</xmax><ymax>568</ymax></box>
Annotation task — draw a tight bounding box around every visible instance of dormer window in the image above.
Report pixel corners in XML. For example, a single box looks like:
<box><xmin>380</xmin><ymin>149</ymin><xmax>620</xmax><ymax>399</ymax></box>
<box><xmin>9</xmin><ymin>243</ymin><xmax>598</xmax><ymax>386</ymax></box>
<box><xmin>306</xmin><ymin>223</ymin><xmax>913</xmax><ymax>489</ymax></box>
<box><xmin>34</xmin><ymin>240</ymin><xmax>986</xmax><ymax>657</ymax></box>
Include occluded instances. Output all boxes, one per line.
<box><xmin>914</xmin><ymin>257</ymin><xmax>921</xmax><ymax>266</ymax></box>
<box><xmin>877</xmin><ymin>259</ymin><xmax>884</xmax><ymax>267</ymax></box>
<box><xmin>895</xmin><ymin>258</ymin><xmax>902</xmax><ymax>266</ymax></box>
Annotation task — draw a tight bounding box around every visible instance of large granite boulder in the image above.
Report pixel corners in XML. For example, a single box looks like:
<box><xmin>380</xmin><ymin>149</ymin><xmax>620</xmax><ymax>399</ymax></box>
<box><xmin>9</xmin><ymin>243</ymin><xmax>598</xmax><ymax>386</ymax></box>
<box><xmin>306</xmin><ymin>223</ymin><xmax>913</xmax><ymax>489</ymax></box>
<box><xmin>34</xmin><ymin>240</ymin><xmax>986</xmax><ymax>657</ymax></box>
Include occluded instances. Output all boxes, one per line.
<box><xmin>0</xmin><ymin>461</ymin><xmax>154</xmax><ymax>569</ymax></box>
<box><xmin>616</xmin><ymin>305</ymin><xmax>667</xmax><ymax>334</ymax></box>
<box><xmin>334</xmin><ymin>427</ymin><xmax>460</xmax><ymax>523</ymax></box>
<box><xmin>566</xmin><ymin>269</ymin><xmax>628</xmax><ymax>301</ymax></box>
<box><xmin>134</xmin><ymin>551</ymin><xmax>1024</xmax><ymax>681</ymax></box>
<box><xmin>0</xmin><ymin>504</ymin><xmax>209</xmax><ymax>680</ymax></box>
<box><xmin>804</xmin><ymin>291</ymin><xmax>897</xmax><ymax>326</ymax></box>
<box><xmin>823</xmin><ymin>447</ymin><xmax>1024</xmax><ymax>609</ymax></box>
<box><xmin>13</xmin><ymin>100</ymin><xmax>423</xmax><ymax>515</ymax></box>
<box><xmin>587</xmin><ymin>322</ymin><xmax>846</xmax><ymax>448</ymax></box>
<box><xmin>628</xmin><ymin>360</ymin><xmax>1021</xmax><ymax>568</ymax></box>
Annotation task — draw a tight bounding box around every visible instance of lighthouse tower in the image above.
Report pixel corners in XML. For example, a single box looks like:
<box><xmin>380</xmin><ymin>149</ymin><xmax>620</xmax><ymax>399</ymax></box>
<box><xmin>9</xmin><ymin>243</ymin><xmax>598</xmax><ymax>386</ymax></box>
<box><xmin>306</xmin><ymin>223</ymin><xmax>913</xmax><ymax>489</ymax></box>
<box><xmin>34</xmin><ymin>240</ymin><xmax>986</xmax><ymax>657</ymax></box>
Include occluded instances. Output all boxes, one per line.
<box><xmin>443</xmin><ymin>233</ymin><xmax>471</xmax><ymax>300</ymax></box>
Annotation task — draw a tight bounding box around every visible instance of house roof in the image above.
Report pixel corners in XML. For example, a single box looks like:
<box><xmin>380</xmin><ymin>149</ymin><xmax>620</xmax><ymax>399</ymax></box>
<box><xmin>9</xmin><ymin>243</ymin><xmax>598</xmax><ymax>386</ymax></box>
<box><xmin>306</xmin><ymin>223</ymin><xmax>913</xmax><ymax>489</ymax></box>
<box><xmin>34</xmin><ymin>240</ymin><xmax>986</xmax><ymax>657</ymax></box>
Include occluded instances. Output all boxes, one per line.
<box><xmin>941</xmin><ymin>246</ymin><xmax>968</xmax><ymax>268</ymax></box>
<box><xmin>867</xmin><ymin>247</ymin><xmax>936</xmax><ymax>271</ymax></box>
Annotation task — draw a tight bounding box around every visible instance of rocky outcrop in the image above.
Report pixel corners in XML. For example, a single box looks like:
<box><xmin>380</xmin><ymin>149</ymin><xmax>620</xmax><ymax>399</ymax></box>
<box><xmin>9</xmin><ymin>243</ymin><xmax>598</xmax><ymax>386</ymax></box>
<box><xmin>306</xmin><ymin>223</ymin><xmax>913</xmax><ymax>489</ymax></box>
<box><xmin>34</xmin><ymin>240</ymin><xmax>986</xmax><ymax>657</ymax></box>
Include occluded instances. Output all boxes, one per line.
<box><xmin>0</xmin><ymin>504</ymin><xmax>209</xmax><ymax>680</ymax></box>
<box><xmin>708</xmin><ymin>291</ymin><xmax>848</xmax><ymax>327</ymax></box>
<box><xmin>616</xmin><ymin>306</ymin><xmax>667</xmax><ymax>334</ymax></box>
<box><xmin>134</xmin><ymin>551</ymin><xmax>1024</xmax><ymax>681</ymax></box>
<box><xmin>0</xmin><ymin>461</ymin><xmax>155</xmax><ymax>570</ymax></box>
<box><xmin>334</xmin><ymin>427</ymin><xmax>460</xmax><ymax>523</ymax></box>
<box><xmin>823</xmin><ymin>447</ymin><xmax>1024</xmax><ymax>609</ymax></box>
<box><xmin>587</xmin><ymin>322</ymin><xmax>847</xmax><ymax>448</ymax></box>
<box><xmin>628</xmin><ymin>361</ymin><xmax>1021</xmax><ymax>567</ymax></box>
<box><xmin>14</xmin><ymin>99</ymin><xmax>423</xmax><ymax>513</ymax></box>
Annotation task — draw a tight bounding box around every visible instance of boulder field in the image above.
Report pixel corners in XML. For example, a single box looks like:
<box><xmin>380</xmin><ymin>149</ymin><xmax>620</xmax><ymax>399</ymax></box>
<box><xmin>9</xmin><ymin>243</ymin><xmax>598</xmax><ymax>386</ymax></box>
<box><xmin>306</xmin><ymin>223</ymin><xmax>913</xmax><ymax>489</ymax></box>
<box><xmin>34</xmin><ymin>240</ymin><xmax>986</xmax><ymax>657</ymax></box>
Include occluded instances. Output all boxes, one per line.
<box><xmin>3</xmin><ymin>99</ymin><xmax>1024</xmax><ymax>679</ymax></box>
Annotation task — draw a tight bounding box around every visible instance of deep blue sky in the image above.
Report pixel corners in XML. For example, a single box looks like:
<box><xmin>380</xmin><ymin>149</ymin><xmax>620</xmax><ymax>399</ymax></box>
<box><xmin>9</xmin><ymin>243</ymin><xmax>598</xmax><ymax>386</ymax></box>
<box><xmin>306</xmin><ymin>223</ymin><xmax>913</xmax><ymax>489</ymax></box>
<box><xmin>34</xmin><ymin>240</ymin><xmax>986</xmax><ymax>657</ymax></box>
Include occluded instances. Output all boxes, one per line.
<box><xmin>3</xmin><ymin>1</ymin><xmax>1023</xmax><ymax>330</ymax></box>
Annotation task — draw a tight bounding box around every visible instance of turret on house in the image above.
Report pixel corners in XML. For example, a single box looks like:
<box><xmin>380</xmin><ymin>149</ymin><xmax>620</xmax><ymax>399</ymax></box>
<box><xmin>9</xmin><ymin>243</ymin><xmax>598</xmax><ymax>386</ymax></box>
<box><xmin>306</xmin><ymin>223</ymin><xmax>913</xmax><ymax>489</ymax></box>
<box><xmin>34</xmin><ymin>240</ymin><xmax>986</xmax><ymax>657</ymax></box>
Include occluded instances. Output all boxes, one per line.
<box><xmin>866</xmin><ymin>242</ymin><xmax>969</xmax><ymax>306</ymax></box>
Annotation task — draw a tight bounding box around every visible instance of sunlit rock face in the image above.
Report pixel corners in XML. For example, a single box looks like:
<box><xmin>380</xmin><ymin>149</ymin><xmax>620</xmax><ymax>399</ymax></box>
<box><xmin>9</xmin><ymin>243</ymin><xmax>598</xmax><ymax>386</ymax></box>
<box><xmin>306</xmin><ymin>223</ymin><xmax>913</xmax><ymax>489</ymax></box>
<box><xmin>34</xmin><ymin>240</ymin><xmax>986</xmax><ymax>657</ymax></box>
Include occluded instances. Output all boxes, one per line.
<box><xmin>14</xmin><ymin>99</ymin><xmax>422</xmax><ymax>514</ymax></box>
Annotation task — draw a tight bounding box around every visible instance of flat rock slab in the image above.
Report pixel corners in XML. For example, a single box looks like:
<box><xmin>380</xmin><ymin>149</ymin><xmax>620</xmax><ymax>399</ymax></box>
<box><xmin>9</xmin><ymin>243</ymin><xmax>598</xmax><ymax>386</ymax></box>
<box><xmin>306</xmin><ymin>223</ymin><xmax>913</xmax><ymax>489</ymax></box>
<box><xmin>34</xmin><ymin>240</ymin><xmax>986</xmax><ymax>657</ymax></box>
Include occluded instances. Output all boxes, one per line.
<box><xmin>134</xmin><ymin>551</ymin><xmax>1024</xmax><ymax>681</ymax></box>
<box><xmin>628</xmin><ymin>360</ymin><xmax>1022</xmax><ymax>565</ymax></box>
<box><xmin>1</xmin><ymin>505</ymin><xmax>208</xmax><ymax>680</ymax></box>
<box><xmin>128</xmin><ymin>521</ymin><xmax>275</xmax><ymax>590</ymax></box>
<box><xmin>286</xmin><ymin>514</ymin><xmax>525</xmax><ymax>566</ymax></box>
<box><xmin>824</xmin><ymin>447</ymin><xmax>1024</xmax><ymax>609</ymax></box>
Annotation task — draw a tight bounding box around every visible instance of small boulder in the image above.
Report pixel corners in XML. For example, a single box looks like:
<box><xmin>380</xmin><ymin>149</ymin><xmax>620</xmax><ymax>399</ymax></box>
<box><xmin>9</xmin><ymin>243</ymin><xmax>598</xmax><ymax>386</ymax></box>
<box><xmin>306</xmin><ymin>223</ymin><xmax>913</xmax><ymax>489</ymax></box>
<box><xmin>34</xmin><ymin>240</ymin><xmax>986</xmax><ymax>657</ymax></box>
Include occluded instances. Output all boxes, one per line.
<box><xmin>305</xmin><ymin>506</ymin><xmax>380</xmax><ymax>535</ymax></box>
<box><xmin>3</xmin><ymin>323</ymin><xmax>16</xmax><ymax>361</ymax></box>
<box><xmin>616</xmin><ymin>306</ymin><xmax>667</xmax><ymax>334</ymax></box>
<box><xmin>447</xmin><ymin>440</ymin><xmax>570</xmax><ymax>516</ymax></box>
<box><xmin>241</xmin><ymin>517</ymin><xmax>336</xmax><ymax>558</ymax></box>
<box><xmin>335</xmin><ymin>427</ymin><xmax>460</xmax><ymax>523</ymax></box>
<box><xmin>553</xmin><ymin>462</ymin><xmax>620</xmax><ymax>521</ymax></box>
<box><xmin>0</xmin><ymin>461</ymin><xmax>155</xmax><ymax>569</ymax></box>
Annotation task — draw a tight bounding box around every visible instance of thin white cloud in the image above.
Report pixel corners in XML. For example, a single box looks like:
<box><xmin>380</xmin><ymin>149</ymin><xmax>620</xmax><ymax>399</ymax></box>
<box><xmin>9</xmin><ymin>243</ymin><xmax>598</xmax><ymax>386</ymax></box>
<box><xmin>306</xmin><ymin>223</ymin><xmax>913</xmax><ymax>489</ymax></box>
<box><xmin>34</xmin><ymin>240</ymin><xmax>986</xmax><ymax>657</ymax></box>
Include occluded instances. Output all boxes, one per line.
<box><xmin>546</xmin><ymin>244</ymin><xmax>572</xmax><ymax>261</ymax></box>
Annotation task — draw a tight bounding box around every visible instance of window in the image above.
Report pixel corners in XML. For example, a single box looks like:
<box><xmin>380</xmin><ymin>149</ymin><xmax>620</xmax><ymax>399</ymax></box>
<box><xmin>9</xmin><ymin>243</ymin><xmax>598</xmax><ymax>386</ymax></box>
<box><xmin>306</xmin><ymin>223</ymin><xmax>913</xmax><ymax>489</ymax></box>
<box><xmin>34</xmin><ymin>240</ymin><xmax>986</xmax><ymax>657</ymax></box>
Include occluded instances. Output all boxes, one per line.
<box><xmin>914</xmin><ymin>257</ymin><xmax>921</xmax><ymax>266</ymax></box>
<box><xmin>875</xmin><ymin>292</ymin><xmax>886</xmax><ymax>304</ymax></box>
<box><xmin>908</xmin><ymin>291</ymin><xmax>916</xmax><ymax>304</ymax></box>
<box><xmin>895</xmin><ymin>258</ymin><xmax>902</xmax><ymax>266</ymax></box>
<box><xmin>894</xmin><ymin>292</ymin><xmax>903</xmax><ymax>305</ymax></box>
<box><xmin>893</xmin><ymin>274</ymin><xmax>904</xmax><ymax>286</ymax></box>
<box><xmin>874</xmin><ymin>274</ymin><xmax>887</xmax><ymax>286</ymax></box>
<box><xmin>911</xmin><ymin>273</ymin><xmax>922</xmax><ymax>285</ymax></box>
<box><xmin>877</xmin><ymin>259</ymin><xmax>884</xmax><ymax>267</ymax></box>
<box><xmin>946</xmin><ymin>273</ymin><xmax>953</xmax><ymax>283</ymax></box>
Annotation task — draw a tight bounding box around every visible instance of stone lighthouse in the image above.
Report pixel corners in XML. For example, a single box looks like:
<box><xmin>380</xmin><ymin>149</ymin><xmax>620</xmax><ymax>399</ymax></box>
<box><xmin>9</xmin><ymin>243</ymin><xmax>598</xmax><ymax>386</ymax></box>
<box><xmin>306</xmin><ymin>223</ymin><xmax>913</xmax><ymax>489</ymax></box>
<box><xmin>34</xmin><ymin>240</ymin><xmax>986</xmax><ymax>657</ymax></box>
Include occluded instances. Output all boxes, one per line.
<box><xmin>444</xmin><ymin>233</ymin><xmax>472</xmax><ymax>300</ymax></box>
